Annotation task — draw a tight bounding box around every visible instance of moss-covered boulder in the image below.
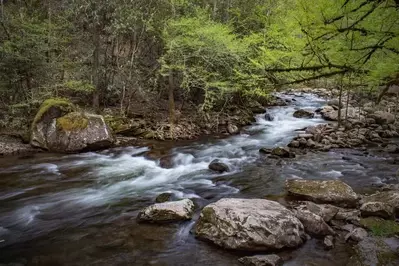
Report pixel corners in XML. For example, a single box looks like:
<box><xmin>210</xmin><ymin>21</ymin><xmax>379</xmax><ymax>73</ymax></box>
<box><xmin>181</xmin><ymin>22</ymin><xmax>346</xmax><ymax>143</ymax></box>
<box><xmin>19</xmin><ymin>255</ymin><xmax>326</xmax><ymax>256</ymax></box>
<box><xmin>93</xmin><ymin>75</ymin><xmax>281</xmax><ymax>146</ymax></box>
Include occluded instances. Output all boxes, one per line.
<box><xmin>31</xmin><ymin>99</ymin><xmax>114</xmax><ymax>152</ymax></box>
<box><xmin>286</xmin><ymin>179</ymin><xmax>358</xmax><ymax>207</ymax></box>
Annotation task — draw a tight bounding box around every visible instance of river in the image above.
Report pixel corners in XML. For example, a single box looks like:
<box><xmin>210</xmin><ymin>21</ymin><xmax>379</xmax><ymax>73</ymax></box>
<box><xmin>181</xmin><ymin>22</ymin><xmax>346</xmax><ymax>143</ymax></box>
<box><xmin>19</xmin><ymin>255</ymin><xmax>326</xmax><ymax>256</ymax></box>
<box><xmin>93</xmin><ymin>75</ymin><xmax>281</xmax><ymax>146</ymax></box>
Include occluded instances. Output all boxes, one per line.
<box><xmin>0</xmin><ymin>93</ymin><xmax>398</xmax><ymax>265</ymax></box>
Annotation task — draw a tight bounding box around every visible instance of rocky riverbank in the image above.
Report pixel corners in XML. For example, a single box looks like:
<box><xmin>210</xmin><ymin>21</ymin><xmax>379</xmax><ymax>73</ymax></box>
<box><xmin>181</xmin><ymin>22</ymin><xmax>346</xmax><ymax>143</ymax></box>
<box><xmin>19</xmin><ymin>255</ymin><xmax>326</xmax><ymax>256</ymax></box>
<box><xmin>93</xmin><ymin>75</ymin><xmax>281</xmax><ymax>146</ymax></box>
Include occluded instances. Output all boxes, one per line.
<box><xmin>137</xmin><ymin>179</ymin><xmax>399</xmax><ymax>265</ymax></box>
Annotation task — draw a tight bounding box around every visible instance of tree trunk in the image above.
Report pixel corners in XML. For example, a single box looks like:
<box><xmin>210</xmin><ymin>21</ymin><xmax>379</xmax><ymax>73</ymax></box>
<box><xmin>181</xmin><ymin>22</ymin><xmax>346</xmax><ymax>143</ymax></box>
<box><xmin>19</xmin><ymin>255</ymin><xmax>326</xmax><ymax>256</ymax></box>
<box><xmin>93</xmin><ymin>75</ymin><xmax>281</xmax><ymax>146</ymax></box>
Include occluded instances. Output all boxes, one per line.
<box><xmin>337</xmin><ymin>76</ymin><xmax>344</xmax><ymax>128</ymax></box>
<box><xmin>92</xmin><ymin>24</ymin><xmax>101</xmax><ymax>112</ymax></box>
<box><xmin>168</xmin><ymin>70</ymin><xmax>176</xmax><ymax>125</ymax></box>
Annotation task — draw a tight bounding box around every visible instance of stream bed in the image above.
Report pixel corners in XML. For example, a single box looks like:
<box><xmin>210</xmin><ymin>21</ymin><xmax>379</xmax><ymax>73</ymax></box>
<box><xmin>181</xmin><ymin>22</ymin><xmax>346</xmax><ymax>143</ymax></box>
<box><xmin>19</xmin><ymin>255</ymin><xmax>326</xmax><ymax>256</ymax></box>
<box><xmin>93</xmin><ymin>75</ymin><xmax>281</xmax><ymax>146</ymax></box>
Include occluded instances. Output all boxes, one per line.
<box><xmin>1</xmin><ymin>93</ymin><xmax>398</xmax><ymax>265</ymax></box>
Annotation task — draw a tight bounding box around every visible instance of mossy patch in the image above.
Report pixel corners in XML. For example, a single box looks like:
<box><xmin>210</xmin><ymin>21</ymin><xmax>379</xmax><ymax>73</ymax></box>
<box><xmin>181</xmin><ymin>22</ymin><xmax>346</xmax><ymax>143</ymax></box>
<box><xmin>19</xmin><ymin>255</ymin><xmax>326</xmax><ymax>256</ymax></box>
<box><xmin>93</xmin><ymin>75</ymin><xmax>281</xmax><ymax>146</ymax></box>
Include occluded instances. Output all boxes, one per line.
<box><xmin>360</xmin><ymin>217</ymin><xmax>399</xmax><ymax>237</ymax></box>
<box><xmin>377</xmin><ymin>251</ymin><xmax>399</xmax><ymax>266</ymax></box>
<box><xmin>56</xmin><ymin>112</ymin><xmax>88</xmax><ymax>131</ymax></box>
<box><xmin>32</xmin><ymin>98</ymin><xmax>75</xmax><ymax>126</ymax></box>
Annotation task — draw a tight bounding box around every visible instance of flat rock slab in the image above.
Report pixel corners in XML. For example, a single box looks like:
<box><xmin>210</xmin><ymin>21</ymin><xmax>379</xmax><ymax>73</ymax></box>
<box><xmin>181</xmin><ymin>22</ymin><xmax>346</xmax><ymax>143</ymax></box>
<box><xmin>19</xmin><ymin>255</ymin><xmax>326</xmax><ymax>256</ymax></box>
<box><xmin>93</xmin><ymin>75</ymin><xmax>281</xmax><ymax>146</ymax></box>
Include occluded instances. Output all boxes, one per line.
<box><xmin>195</xmin><ymin>198</ymin><xmax>305</xmax><ymax>251</ymax></box>
<box><xmin>137</xmin><ymin>199</ymin><xmax>195</xmax><ymax>223</ymax></box>
<box><xmin>238</xmin><ymin>254</ymin><xmax>283</xmax><ymax>266</ymax></box>
<box><xmin>286</xmin><ymin>179</ymin><xmax>358</xmax><ymax>207</ymax></box>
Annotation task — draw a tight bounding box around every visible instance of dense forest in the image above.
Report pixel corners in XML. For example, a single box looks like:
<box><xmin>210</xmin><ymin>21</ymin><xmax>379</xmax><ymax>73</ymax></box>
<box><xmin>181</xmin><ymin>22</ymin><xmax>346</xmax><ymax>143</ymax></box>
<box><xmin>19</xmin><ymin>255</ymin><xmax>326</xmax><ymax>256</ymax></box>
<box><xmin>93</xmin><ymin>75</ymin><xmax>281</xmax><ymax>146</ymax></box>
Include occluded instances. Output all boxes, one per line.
<box><xmin>0</xmin><ymin>0</ymin><xmax>398</xmax><ymax>139</ymax></box>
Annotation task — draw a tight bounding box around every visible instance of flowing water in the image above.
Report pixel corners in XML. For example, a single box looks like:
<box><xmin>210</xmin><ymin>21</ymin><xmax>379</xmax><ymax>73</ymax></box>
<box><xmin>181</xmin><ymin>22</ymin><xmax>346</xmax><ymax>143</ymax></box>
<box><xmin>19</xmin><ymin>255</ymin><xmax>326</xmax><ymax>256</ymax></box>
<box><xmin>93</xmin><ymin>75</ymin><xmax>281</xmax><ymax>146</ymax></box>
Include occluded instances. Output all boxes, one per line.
<box><xmin>1</xmin><ymin>93</ymin><xmax>398</xmax><ymax>266</ymax></box>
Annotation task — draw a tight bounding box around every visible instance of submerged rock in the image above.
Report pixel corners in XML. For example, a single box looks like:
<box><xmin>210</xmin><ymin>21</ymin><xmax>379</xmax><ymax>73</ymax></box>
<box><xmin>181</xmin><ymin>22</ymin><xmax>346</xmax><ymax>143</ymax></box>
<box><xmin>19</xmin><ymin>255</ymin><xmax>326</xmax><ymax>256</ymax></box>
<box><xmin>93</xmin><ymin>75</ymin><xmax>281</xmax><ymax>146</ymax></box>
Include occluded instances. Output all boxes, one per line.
<box><xmin>238</xmin><ymin>254</ymin><xmax>283</xmax><ymax>266</ymax></box>
<box><xmin>264</xmin><ymin>113</ymin><xmax>274</xmax><ymax>121</ymax></box>
<box><xmin>137</xmin><ymin>199</ymin><xmax>195</xmax><ymax>223</ymax></box>
<box><xmin>293</xmin><ymin>109</ymin><xmax>315</xmax><ymax>119</ymax></box>
<box><xmin>271</xmin><ymin>147</ymin><xmax>294</xmax><ymax>158</ymax></box>
<box><xmin>208</xmin><ymin>159</ymin><xmax>229</xmax><ymax>173</ymax></box>
<box><xmin>195</xmin><ymin>198</ymin><xmax>305</xmax><ymax>251</ymax></box>
<box><xmin>285</xmin><ymin>179</ymin><xmax>358</xmax><ymax>207</ymax></box>
<box><xmin>159</xmin><ymin>155</ymin><xmax>175</xmax><ymax>169</ymax></box>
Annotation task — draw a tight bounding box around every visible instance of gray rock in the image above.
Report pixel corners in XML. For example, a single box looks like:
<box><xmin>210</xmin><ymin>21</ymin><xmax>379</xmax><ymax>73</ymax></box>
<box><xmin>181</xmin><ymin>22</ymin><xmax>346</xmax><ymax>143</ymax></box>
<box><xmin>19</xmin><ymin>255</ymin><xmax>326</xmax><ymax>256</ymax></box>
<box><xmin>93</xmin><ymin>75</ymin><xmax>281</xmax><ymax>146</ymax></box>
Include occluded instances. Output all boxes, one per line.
<box><xmin>347</xmin><ymin>237</ymin><xmax>399</xmax><ymax>266</ymax></box>
<box><xmin>323</xmin><ymin>235</ymin><xmax>334</xmax><ymax>250</ymax></box>
<box><xmin>32</xmin><ymin>111</ymin><xmax>114</xmax><ymax>152</ymax></box>
<box><xmin>293</xmin><ymin>109</ymin><xmax>315</xmax><ymax>119</ymax></box>
<box><xmin>271</xmin><ymin>147</ymin><xmax>294</xmax><ymax>158</ymax></box>
<box><xmin>195</xmin><ymin>198</ymin><xmax>305</xmax><ymax>251</ymax></box>
<box><xmin>304</xmin><ymin>201</ymin><xmax>339</xmax><ymax>222</ymax></box>
<box><xmin>259</xmin><ymin>148</ymin><xmax>272</xmax><ymax>154</ymax></box>
<box><xmin>288</xmin><ymin>140</ymin><xmax>300</xmax><ymax>148</ymax></box>
<box><xmin>159</xmin><ymin>155</ymin><xmax>174</xmax><ymax>169</ymax></box>
<box><xmin>345</xmin><ymin>227</ymin><xmax>368</xmax><ymax>242</ymax></box>
<box><xmin>155</xmin><ymin>193</ymin><xmax>173</xmax><ymax>203</ymax></box>
<box><xmin>209</xmin><ymin>159</ymin><xmax>229</xmax><ymax>173</ymax></box>
<box><xmin>369</xmin><ymin>111</ymin><xmax>395</xmax><ymax>125</ymax></box>
<box><xmin>227</xmin><ymin>124</ymin><xmax>239</xmax><ymax>135</ymax></box>
<box><xmin>285</xmin><ymin>179</ymin><xmax>358</xmax><ymax>207</ymax></box>
<box><xmin>137</xmin><ymin>199</ymin><xmax>195</xmax><ymax>223</ymax></box>
<box><xmin>294</xmin><ymin>209</ymin><xmax>335</xmax><ymax>237</ymax></box>
<box><xmin>335</xmin><ymin>209</ymin><xmax>361</xmax><ymax>224</ymax></box>
<box><xmin>264</xmin><ymin>113</ymin><xmax>274</xmax><ymax>121</ymax></box>
<box><xmin>298</xmin><ymin>133</ymin><xmax>314</xmax><ymax>139</ymax></box>
<box><xmin>384</xmin><ymin>144</ymin><xmax>399</xmax><ymax>153</ymax></box>
<box><xmin>238</xmin><ymin>254</ymin><xmax>283</xmax><ymax>266</ymax></box>
<box><xmin>360</xmin><ymin>201</ymin><xmax>394</xmax><ymax>219</ymax></box>
<box><xmin>362</xmin><ymin>191</ymin><xmax>399</xmax><ymax>217</ymax></box>
<box><xmin>307</xmin><ymin>139</ymin><xmax>316</xmax><ymax>148</ymax></box>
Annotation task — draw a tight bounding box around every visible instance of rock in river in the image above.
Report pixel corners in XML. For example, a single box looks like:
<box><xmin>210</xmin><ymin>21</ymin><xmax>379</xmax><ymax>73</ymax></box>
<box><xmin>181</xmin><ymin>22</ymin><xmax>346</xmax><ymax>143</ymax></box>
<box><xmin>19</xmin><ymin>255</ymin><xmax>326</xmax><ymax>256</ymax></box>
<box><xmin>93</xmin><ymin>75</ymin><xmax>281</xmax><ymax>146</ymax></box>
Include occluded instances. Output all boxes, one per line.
<box><xmin>361</xmin><ymin>191</ymin><xmax>399</xmax><ymax>217</ymax></box>
<box><xmin>208</xmin><ymin>159</ymin><xmax>229</xmax><ymax>173</ymax></box>
<box><xmin>293</xmin><ymin>109</ymin><xmax>315</xmax><ymax>119</ymax></box>
<box><xmin>31</xmin><ymin>99</ymin><xmax>114</xmax><ymax>152</ymax></box>
<box><xmin>238</xmin><ymin>254</ymin><xmax>283</xmax><ymax>266</ymax></box>
<box><xmin>285</xmin><ymin>179</ymin><xmax>358</xmax><ymax>207</ymax></box>
<box><xmin>137</xmin><ymin>199</ymin><xmax>195</xmax><ymax>223</ymax></box>
<box><xmin>293</xmin><ymin>209</ymin><xmax>335</xmax><ymax>237</ymax></box>
<box><xmin>271</xmin><ymin>147</ymin><xmax>295</xmax><ymax>158</ymax></box>
<box><xmin>195</xmin><ymin>198</ymin><xmax>305</xmax><ymax>251</ymax></box>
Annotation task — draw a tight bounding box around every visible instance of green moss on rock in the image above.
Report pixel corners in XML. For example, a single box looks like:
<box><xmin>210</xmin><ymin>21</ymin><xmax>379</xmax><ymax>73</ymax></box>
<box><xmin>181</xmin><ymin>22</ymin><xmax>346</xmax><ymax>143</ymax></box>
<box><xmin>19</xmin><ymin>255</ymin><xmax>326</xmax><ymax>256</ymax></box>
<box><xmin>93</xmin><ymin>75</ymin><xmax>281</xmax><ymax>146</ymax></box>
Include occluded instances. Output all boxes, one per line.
<box><xmin>360</xmin><ymin>217</ymin><xmax>399</xmax><ymax>237</ymax></box>
<box><xmin>56</xmin><ymin>112</ymin><xmax>89</xmax><ymax>131</ymax></box>
<box><xmin>32</xmin><ymin>98</ymin><xmax>75</xmax><ymax>126</ymax></box>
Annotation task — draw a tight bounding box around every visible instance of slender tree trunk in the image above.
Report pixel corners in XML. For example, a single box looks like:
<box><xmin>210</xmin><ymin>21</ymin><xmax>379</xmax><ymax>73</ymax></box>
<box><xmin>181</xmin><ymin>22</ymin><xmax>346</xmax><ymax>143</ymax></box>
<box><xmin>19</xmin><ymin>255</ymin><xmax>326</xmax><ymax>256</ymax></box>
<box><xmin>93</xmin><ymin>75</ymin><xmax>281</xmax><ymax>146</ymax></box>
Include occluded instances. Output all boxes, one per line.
<box><xmin>337</xmin><ymin>76</ymin><xmax>344</xmax><ymax>128</ymax></box>
<box><xmin>92</xmin><ymin>24</ymin><xmax>101</xmax><ymax>112</ymax></box>
<box><xmin>168</xmin><ymin>70</ymin><xmax>176</xmax><ymax>125</ymax></box>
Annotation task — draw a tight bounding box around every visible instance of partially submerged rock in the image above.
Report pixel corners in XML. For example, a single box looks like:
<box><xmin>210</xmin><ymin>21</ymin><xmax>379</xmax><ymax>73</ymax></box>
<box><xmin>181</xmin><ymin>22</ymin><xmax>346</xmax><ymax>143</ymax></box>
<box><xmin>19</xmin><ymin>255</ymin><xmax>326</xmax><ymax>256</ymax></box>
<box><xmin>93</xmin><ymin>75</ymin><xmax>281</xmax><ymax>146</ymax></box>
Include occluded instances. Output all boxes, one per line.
<box><xmin>285</xmin><ymin>179</ymin><xmax>358</xmax><ymax>207</ymax></box>
<box><xmin>208</xmin><ymin>159</ymin><xmax>229</xmax><ymax>173</ymax></box>
<box><xmin>195</xmin><ymin>198</ymin><xmax>305</xmax><ymax>251</ymax></box>
<box><xmin>137</xmin><ymin>199</ymin><xmax>195</xmax><ymax>223</ymax></box>
<box><xmin>238</xmin><ymin>254</ymin><xmax>283</xmax><ymax>266</ymax></box>
<box><xmin>31</xmin><ymin>99</ymin><xmax>114</xmax><ymax>152</ymax></box>
<box><xmin>323</xmin><ymin>235</ymin><xmax>334</xmax><ymax>250</ymax></box>
<box><xmin>271</xmin><ymin>147</ymin><xmax>294</xmax><ymax>158</ymax></box>
<box><xmin>293</xmin><ymin>109</ymin><xmax>315</xmax><ymax>119</ymax></box>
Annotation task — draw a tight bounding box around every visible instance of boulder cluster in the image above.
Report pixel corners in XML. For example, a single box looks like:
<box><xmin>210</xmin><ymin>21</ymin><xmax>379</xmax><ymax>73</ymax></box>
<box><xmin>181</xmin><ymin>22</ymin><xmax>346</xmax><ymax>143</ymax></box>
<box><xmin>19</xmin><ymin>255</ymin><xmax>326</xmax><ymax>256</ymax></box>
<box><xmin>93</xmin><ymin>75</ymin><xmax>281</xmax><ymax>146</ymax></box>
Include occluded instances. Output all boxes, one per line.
<box><xmin>136</xmin><ymin>179</ymin><xmax>399</xmax><ymax>265</ymax></box>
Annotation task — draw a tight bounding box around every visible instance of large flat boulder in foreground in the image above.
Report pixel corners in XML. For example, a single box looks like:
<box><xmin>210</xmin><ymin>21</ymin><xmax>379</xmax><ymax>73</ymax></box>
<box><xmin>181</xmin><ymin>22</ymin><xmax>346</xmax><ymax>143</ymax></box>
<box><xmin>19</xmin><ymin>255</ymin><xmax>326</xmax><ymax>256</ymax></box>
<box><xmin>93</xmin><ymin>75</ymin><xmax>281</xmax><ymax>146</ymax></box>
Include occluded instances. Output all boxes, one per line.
<box><xmin>286</xmin><ymin>179</ymin><xmax>358</xmax><ymax>207</ymax></box>
<box><xmin>195</xmin><ymin>198</ymin><xmax>305</xmax><ymax>251</ymax></box>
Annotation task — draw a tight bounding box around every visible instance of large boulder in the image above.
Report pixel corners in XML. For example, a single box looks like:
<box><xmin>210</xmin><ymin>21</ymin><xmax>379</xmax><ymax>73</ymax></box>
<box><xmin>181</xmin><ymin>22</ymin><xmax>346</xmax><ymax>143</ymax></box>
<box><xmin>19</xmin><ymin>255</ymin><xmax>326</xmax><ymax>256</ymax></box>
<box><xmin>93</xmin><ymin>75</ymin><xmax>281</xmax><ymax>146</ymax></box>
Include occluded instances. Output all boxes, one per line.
<box><xmin>195</xmin><ymin>198</ymin><xmax>305</xmax><ymax>251</ymax></box>
<box><xmin>361</xmin><ymin>191</ymin><xmax>399</xmax><ymax>217</ymax></box>
<box><xmin>360</xmin><ymin>201</ymin><xmax>394</xmax><ymax>220</ymax></box>
<box><xmin>293</xmin><ymin>109</ymin><xmax>315</xmax><ymax>119</ymax></box>
<box><xmin>286</xmin><ymin>179</ymin><xmax>358</xmax><ymax>207</ymax></box>
<box><xmin>31</xmin><ymin>99</ymin><xmax>114</xmax><ymax>152</ymax></box>
<box><xmin>238</xmin><ymin>254</ymin><xmax>283</xmax><ymax>266</ymax></box>
<box><xmin>137</xmin><ymin>199</ymin><xmax>195</xmax><ymax>223</ymax></box>
<box><xmin>302</xmin><ymin>201</ymin><xmax>339</xmax><ymax>222</ymax></box>
<box><xmin>369</xmin><ymin>111</ymin><xmax>395</xmax><ymax>125</ymax></box>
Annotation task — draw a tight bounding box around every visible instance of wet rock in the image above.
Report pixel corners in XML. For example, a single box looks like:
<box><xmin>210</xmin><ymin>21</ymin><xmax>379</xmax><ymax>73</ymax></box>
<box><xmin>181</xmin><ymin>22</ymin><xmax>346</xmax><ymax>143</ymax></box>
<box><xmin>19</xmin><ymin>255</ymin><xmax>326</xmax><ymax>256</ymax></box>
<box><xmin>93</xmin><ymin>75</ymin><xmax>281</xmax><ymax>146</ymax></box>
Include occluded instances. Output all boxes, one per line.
<box><xmin>294</xmin><ymin>209</ymin><xmax>335</xmax><ymax>237</ymax></box>
<box><xmin>306</xmin><ymin>139</ymin><xmax>316</xmax><ymax>148</ymax></box>
<box><xmin>288</xmin><ymin>140</ymin><xmax>300</xmax><ymax>148</ymax></box>
<box><xmin>293</xmin><ymin>109</ymin><xmax>315</xmax><ymax>119</ymax></box>
<box><xmin>369</xmin><ymin>111</ymin><xmax>395</xmax><ymax>125</ymax></box>
<box><xmin>271</xmin><ymin>147</ymin><xmax>294</xmax><ymax>158</ymax></box>
<box><xmin>298</xmin><ymin>133</ymin><xmax>313</xmax><ymax>139</ymax></box>
<box><xmin>137</xmin><ymin>199</ymin><xmax>195</xmax><ymax>223</ymax></box>
<box><xmin>155</xmin><ymin>193</ymin><xmax>173</xmax><ymax>203</ymax></box>
<box><xmin>299</xmin><ymin>138</ymin><xmax>307</xmax><ymax>146</ymax></box>
<box><xmin>303</xmin><ymin>201</ymin><xmax>339</xmax><ymax>222</ymax></box>
<box><xmin>361</xmin><ymin>191</ymin><xmax>399</xmax><ymax>217</ymax></box>
<box><xmin>238</xmin><ymin>254</ymin><xmax>283</xmax><ymax>266</ymax></box>
<box><xmin>259</xmin><ymin>148</ymin><xmax>272</xmax><ymax>154</ymax></box>
<box><xmin>345</xmin><ymin>227</ymin><xmax>368</xmax><ymax>242</ymax></box>
<box><xmin>285</xmin><ymin>179</ymin><xmax>358</xmax><ymax>207</ymax></box>
<box><xmin>321</xmin><ymin>107</ymin><xmax>360</xmax><ymax>121</ymax></box>
<box><xmin>327</xmin><ymin>99</ymin><xmax>343</xmax><ymax>107</ymax></box>
<box><xmin>159</xmin><ymin>155</ymin><xmax>174</xmax><ymax>169</ymax></box>
<box><xmin>334</xmin><ymin>209</ymin><xmax>361</xmax><ymax>224</ymax></box>
<box><xmin>209</xmin><ymin>159</ymin><xmax>229</xmax><ymax>173</ymax></box>
<box><xmin>360</xmin><ymin>201</ymin><xmax>394</xmax><ymax>220</ymax></box>
<box><xmin>227</xmin><ymin>124</ymin><xmax>239</xmax><ymax>135</ymax></box>
<box><xmin>323</xmin><ymin>235</ymin><xmax>334</xmax><ymax>250</ymax></box>
<box><xmin>195</xmin><ymin>198</ymin><xmax>305</xmax><ymax>251</ymax></box>
<box><xmin>347</xmin><ymin>237</ymin><xmax>399</xmax><ymax>266</ymax></box>
<box><xmin>384</xmin><ymin>144</ymin><xmax>399</xmax><ymax>153</ymax></box>
<box><xmin>264</xmin><ymin>113</ymin><xmax>274</xmax><ymax>121</ymax></box>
